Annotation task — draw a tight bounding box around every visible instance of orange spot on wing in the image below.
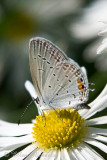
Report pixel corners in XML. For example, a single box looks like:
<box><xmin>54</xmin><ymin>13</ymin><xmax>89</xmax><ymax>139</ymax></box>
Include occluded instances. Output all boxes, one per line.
<box><xmin>77</xmin><ymin>78</ymin><xmax>86</xmax><ymax>92</ymax></box>
<box><xmin>77</xmin><ymin>78</ymin><xmax>81</xmax><ymax>83</ymax></box>
<box><xmin>78</xmin><ymin>83</ymin><xmax>84</xmax><ymax>92</ymax></box>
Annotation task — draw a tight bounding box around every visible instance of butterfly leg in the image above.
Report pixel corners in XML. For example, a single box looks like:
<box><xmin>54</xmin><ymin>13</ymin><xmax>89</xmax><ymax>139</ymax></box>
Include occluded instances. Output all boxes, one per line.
<box><xmin>42</xmin><ymin>111</ymin><xmax>46</xmax><ymax>126</ymax></box>
<box><xmin>38</xmin><ymin>107</ymin><xmax>46</xmax><ymax>126</ymax></box>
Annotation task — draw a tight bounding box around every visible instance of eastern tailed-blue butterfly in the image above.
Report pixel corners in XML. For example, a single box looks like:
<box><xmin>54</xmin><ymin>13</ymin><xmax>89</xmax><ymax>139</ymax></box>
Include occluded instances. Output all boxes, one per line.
<box><xmin>29</xmin><ymin>37</ymin><xmax>90</xmax><ymax>111</ymax></box>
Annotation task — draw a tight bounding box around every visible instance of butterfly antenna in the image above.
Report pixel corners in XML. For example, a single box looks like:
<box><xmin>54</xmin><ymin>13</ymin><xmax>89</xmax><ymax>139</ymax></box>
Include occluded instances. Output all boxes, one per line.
<box><xmin>18</xmin><ymin>97</ymin><xmax>36</xmax><ymax>125</ymax></box>
<box><xmin>89</xmin><ymin>82</ymin><xmax>95</xmax><ymax>85</ymax></box>
<box><xmin>88</xmin><ymin>82</ymin><xmax>95</xmax><ymax>92</ymax></box>
<box><xmin>88</xmin><ymin>88</ymin><xmax>95</xmax><ymax>92</ymax></box>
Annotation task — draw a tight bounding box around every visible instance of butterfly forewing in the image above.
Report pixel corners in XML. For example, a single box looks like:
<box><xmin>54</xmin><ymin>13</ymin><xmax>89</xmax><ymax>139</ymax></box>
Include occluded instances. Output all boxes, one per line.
<box><xmin>29</xmin><ymin>37</ymin><xmax>67</xmax><ymax>103</ymax></box>
<box><xmin>29</xmin><ymin>37</ymin><xmax>89</xmax><ymax>109</ymax></box>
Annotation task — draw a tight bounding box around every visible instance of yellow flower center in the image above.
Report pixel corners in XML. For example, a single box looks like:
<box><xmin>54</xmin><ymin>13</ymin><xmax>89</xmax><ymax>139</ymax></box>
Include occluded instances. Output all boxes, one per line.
<box><xmin>32</xmin><ymin>109</ymin><xmax>87</xmax><ymax>150</ymax></box>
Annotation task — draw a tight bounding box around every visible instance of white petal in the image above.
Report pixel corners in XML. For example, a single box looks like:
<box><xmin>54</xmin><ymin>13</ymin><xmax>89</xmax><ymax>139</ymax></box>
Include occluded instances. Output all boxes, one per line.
<box><xmin>88</xmin><ymin>116</ymin><xmax>107</xmax><ymax>126</ymax></box>
<box><xmin>73</xmin><ymin>148</ymin><xmax>86</xmax><ymax>160</ymax></box>
<box><xmin>67</xmin><ymin>148</ymin><xmax>78</xmax><ymax>160</ymax></box>
<box><xmin>39</xmin><ymin>150</ymin><xmax>57</xmax><ymax>160</ymax></box>
<box><xmin>84</xmin><ymin>138</ymin><xmax>107</xmax><ymax>153</ymax></box>
<box><xmin>48</xmin><ymin>150</ymin><xmax>57</xmax><ymax>160</ymax></box>
<box><xmin>24</xmin><ymin>80</ymin><xmax>40</xmax><ymax>114</ymax></box>
<box><xmin>0</xmin><ymin>120</ymin><xmax>33</xmax><ymax>136</ymax></box>
<box><xmin>102</xmin><ymin>38</ymin><xmax>107</xmax><ymax>43</ymax></box>
<box><xmin>54</xmin><ymin>150</ymin><xmax>61</xmax><ymax>160</ymax></box>
<box><xmin>76</xmin><ymin>146</ymin><xmax>93</xmax><ymax>160</ymax></box>
<box><xmin>86</xmin><ymin>134</ymin><xmax>107</xmax><ymax>143</ymax></box>
<box><xmin>0</xmin><ymin>144</ymin><xmax>29</xmax><ymax>158</ymax></box>
<box><xmin>9</xmin><ymin>144</ymin><xmax>35</xmax><ymax>160</ymax></box>
<box><xmin>88</xmin><ymin>127</ymin><xmax>107</xmax><ymax>136</ymax></box>
<box><xmin>24</xmin><ymin>80</ymin><xmax>37</xmax><ymax>99</ymax></box>
<box><xmin>97</xmin><ymin>38</ymin><xmax>107</xmax><ymax>54</ymax></box>
<box><xmin>78</xmin><ymin>109</ymin><xmax>89</xmax><ymax>119</ymax></box>
<box><xmin>0</xmin><ymin>135</ymin><xmax>32</xmax><ymax>147</ymax></box>
<box><xmin>78</xmin><ymin>145</ymin><xmax>94</xmax><ymax>160</ymax></box>
<box><xmin>25</xmin><ymin>148</ymin><xmax>42</xmax><ymax>160</ymax></box>
<box><xmin>83</xmin><ymin>95</ymin><xmax>107</xmax><ymax>119</ymax></box>
<box><xmin>98</xmin><ymin>28</ymin><xmax>107</xmax><ymax>36</ymax></box>
<box><xmin>97</xmin><ymin>43</ymin><xmax>107</xmax><ymax>54</ymax></box>
<box><xmin>60</xmin><ymin>149</ymin><xmax>70</xmax><ymax>160</ymax></box>
<box><xmin>80</xmin><ymin>142</ymin><xmax>104</xmax><ymax>160</ymax></box>
<box><xmin>94</xmin><ymin>135</ymin><xmax>107</xmax><ymax>143</ymax></box>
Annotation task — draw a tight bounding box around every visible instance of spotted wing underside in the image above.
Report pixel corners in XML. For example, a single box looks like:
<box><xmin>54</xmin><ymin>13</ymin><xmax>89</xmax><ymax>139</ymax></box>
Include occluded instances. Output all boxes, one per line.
<box><xmin>29</xmin><ymin>37</ymin><xmax>89</xmax><ymax>109</ymax></box>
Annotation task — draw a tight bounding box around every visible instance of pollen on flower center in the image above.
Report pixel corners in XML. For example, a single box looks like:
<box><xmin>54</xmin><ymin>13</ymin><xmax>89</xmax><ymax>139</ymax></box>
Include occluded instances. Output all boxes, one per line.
<box><xmin>32</xmin><ymin>109</ymin><xmax>87</xmax><ymax>150</ymax></box>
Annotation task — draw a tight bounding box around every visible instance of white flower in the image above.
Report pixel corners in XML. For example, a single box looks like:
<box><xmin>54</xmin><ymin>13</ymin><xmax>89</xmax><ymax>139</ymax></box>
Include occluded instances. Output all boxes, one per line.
<box><xmin>68</xmin><ymin>0</ymin><xmax>107</xmax><ymax>72</ymax></box>
<box><xmin>0</xmin><ymin>80</ymin><xmax>107</xmax><ymax>160</ymax></box>
<box><xmin>70</xmin><ymin>0</ymin><xmax>107</xmax><ymax>40</ymax></box>
<box><xmin>82</xmin><ymin>22</ymin><xmax>107</xmax><ymax>71</ymax></box>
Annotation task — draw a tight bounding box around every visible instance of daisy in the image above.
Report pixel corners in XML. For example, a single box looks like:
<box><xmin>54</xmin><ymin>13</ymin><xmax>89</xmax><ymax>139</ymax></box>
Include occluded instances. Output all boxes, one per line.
<box><xmin>0</xmin><ymin>80</ymin><xmax>107</xmax><ymax>160</ymax></box>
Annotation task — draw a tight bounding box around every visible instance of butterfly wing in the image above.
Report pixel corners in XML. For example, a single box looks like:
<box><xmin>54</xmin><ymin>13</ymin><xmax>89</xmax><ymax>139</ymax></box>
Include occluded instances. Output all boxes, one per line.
<box><xmin>29</xmin><ymin>37</ymin><xmax>89</xmax><ymax>109</ymax></box>
<box><xmin>29</xmin><ymin>37</ymin><xmax>67</xmax><ymax>103</ymax></box>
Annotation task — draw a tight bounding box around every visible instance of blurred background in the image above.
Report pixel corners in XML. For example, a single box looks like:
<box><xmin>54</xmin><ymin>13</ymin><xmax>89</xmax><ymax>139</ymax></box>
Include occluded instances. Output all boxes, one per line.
<box><xmin>0</xmin><ymin>0</ymin><xmax>107</xmax><ymax>123</ymax></box>
<box><xmin>0</xmin><ymin>0</ymin><xmax>107</xmax><ymax>158</ymax></box>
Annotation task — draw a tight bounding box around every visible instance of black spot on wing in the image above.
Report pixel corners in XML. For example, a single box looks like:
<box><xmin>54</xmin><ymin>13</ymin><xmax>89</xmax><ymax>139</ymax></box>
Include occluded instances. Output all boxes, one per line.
<box><xmin>47</xmin><ymin>61</ymin><xmax>50</xmax><ymax>64</ymax></box>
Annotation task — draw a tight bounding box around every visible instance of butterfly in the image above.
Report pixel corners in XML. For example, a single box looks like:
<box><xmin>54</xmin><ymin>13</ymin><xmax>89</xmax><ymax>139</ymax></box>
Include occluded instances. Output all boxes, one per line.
<box><xmin>29</xmin><ymin>37</ymin><xmax>90</xmax><ymax>111</ymax></box>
